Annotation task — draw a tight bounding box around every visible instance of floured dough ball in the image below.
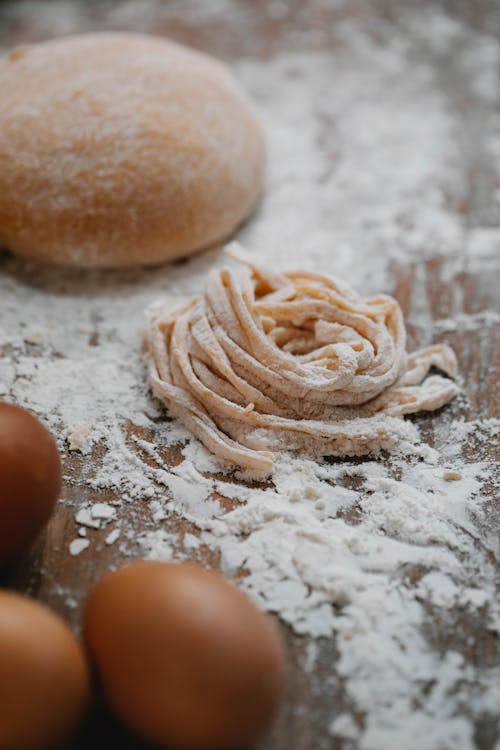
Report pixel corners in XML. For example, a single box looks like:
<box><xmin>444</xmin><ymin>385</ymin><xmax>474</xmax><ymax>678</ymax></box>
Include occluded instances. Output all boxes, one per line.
<box><xmin>0</xmin><ymin>33</ymin><xmax>265</xmax><ymax>268</ymax></box>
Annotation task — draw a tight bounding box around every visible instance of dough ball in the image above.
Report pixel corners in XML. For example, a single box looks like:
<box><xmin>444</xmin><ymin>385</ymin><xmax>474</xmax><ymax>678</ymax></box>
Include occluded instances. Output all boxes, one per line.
<box><xmin>0</xmin><ymin>33</ymin><xmax>265</xmax><ymax>268</ymax></box>
<box><xmin>84</xmin><ymin>561</ymin><xmax>286</xmax><ymax>750</ymax></box>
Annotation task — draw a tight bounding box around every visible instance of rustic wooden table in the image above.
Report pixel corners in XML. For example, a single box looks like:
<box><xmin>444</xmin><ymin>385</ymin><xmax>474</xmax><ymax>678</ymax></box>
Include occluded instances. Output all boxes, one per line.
<box><xmin>0</xmin><ymin>1</ymin><xmax>499</xmax><ymax>749</ymax></box>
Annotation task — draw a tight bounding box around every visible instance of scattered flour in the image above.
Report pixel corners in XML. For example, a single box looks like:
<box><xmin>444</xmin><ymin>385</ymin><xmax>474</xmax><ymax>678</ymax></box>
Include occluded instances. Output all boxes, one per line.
<box><xmin>91</xmin><ymin>502</ymin><xmax>116</xmax><ymax>520</ymax></box>
<box><xmin>0</xmin><ymin>4</ymin><xmax>498</xmax><ymax>749</ymax></box>
<box><xmin>105</xmin><ymin>528</ymin><xmax>121</xmax><ymax>546</ymax></box>
<box><xmin>69</xmin><ymin>538</ymin><xmax>90</xmax><ymax>556</ymax></box>
<box><xmin>75</xmin><ymin>508</ymin><xmax>100</xmax><ymax>529</ymax></box>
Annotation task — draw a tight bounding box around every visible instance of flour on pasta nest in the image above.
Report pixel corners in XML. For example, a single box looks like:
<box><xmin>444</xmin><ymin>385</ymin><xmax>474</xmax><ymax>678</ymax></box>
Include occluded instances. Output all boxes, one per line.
<box><xmin>146</xmin><ymin>244</ymin><xmax>459</xmax><ymax>475</ymax></box>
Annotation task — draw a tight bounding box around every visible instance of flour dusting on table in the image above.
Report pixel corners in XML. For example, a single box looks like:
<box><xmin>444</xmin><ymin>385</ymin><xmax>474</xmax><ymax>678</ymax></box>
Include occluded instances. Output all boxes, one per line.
<box><xmin>0</xmin><ymin>5</ymin><xmax>499</xmax><ymax>750</ymax></box>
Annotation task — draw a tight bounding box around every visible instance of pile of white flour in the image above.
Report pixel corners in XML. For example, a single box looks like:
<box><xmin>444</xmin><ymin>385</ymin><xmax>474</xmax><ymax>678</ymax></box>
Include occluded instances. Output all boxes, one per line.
<box><xmin>0</xmin><ymin>4</ymin><xmax>499</xmax><ymax>749</ymax></box>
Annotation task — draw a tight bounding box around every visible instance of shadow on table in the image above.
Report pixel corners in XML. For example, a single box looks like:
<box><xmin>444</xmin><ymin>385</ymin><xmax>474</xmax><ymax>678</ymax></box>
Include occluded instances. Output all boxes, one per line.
<box><xmin>0</xmin><ymin>244</ymin><xmax>221</xmax><ymax>299</ymax></box>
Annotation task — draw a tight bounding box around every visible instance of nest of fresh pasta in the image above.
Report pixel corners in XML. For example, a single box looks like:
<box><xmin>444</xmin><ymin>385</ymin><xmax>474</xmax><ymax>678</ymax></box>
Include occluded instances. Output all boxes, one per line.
<box><xmin>146</xmin><ymin>246</ymin><xmax>458</xmax><ymax>475</ymax></box>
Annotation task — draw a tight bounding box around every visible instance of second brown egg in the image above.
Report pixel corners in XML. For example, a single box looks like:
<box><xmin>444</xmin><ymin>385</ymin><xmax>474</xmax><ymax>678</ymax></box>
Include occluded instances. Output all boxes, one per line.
<box><xmin>84</xmin><ymin>561</ymin><xmax>286</xmax><ymax>750</ymax></box>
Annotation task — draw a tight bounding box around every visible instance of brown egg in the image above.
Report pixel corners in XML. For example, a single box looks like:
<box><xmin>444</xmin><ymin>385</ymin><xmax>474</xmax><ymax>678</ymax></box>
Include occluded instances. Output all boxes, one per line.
<box><xmin>84</xmin><ymin>561</ymin><xmax>286</xmax><ymax>750</ymax></box>
<box><xmin>0</xmin><ymin>590</ymin><xmax>90</xmax><ymax>750</ymax></box>
<box><xmin>0</xmin><ymin>402</ymin><xmax>61</xmax><ymax>565</ymax></box>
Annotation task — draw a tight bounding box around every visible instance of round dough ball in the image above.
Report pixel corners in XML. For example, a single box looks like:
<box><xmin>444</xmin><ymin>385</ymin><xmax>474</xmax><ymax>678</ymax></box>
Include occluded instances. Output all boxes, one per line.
<box><xmin>0</xmin><ymin>591</ymin><xmax>90</xmax><ymax>750</ymax></box>
<box><xmin>0</xmin><ymin>402</ymin><xmax>61</xmax><ymax>565</ymax></box>
<box><xmin>0</xmin><ymin>33</ymin><xmax>265</xmax><ymax>268</ymax></box>
<box><xmin>84</xmin><ymin>561</ymin><xmax>286</xmax><ymax>750</ymax></box>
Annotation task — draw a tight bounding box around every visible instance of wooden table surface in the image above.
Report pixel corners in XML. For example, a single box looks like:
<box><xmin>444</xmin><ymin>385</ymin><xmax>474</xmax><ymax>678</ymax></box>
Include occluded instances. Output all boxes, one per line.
<box><xmin>0</xmin><ymin>2</ymin><xmax>499</xmax><ymax>749</ymax></box>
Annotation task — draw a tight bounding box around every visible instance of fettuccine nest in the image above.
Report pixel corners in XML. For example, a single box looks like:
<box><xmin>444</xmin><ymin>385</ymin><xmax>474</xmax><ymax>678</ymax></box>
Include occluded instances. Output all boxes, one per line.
<box><xmin>146</xmin><ymin>247</ymin><xmax>458</xmax><ymax>475</ymax></box>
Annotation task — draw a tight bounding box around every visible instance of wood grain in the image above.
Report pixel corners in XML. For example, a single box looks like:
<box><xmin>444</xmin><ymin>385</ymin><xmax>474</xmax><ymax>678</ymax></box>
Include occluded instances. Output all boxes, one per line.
<box><xmin>0</xmin><ymin>2</ymin><xmax>498</xmax><ymax>749</ymax></box>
